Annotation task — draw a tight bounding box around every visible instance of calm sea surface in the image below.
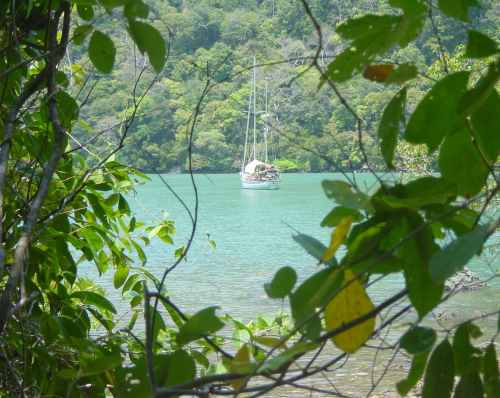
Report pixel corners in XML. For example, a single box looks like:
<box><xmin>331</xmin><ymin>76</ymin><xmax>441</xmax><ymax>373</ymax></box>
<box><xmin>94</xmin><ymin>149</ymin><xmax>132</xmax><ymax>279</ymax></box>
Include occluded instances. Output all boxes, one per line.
<box><xmin>87</xmin><ymin>173</ymin><xmax>498</xmax><ymax>396</ymax></box>
<box><xmin>93</xmin><ymin>173</ymin><xmax>499</xmax><ymax>323</ymax></box>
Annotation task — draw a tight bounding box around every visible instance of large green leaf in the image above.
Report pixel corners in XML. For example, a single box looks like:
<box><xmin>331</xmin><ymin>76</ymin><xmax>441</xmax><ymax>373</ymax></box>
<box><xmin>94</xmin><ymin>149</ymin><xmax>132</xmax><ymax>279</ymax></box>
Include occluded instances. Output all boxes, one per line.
<box><xmin>378</xmin><ymin>87</ymin><xmax>406</xmax><ymax>168</ymax></box>
<box><xmin>437</xmin><ymin>0</ymin><xmax>479</xmax><ymax>22</ymax></box>
<box><xmin>375</xmin><ymin>177</ymin><xmax>457</xmax><ymax>210</ymax></box>
<box><xmin>470</xmin><ymin>89</ymin><xmax>500</xmax><ymax>164</ymax></box>
<box><xmin>325</xmin><ymin>1</ymin><xmax>426</xmax><ymax>83</ymax></box>
<box><xmin>400</xmin><ymin>326</ymin><xmax>437</xmax><ymax>355</ymax></box>
<box><xmin>454</xmin><ymin>372</ymin><xmax>484</xmax><ymax>398</ymax></box>
<box><xmin>398</xmin><ymin>215</ymin><xmax>443</xmax><ymax>318</ymax></box>
<box><xmin>405</xmin><ymin>72</ymin><xmax>470</xmax><ymax>152</ymax></box>
<box><xmin>321</xmin><ymin>206</ymin><xmax>363</xmax><ymax>227</ymax></box>
<box><xmin>422</xmin><ymin>339</ymin><xmax>455</xmax><ymax>398</ymax></box>
<box><xmin>439</xmin><ymin>128</ymin><xmax>489</xmax><ymax>197</ymax></box>
<box><xmin>264</xmin><ymin>266</ymin><xmax>297</xmax><ymax>299</ymax></box>
<box><xmin>483</xmin><ymin>344</ymin><xmax>500</xmax><ymax>398</ymax></box>
<box><xmin>164</xmin><ymin>350</ymin><xmax>196</xmax><ymax>387</ymax></box>
<box><xmin>71</xmin><ymin>290</ymin><xmax>117</xmax><ymax>314</ymax></box>
<box><xmin>292</xmin><ymin>233</ymin><xmax>336</xmax><ymax>265</ymax></box>
<box><xmin>73</xmin><ymin>24</ymin><xmax>93</xmax><ymax>45</ymax></box>
<box><xmin>177</xmin><ymin>306</ymin><xmax>225</xmax><ymax>346</ymax></box>
<box><xmin>466</xmin><ymin>31</ymin><xmax>499</xmax><ymax>58</ymax></box>
<box><xmin>452</xmin><ymin>322</ymin><xmax>482</xmax><ymax>376</ymax></box>
<box><xmin>322</xmin><ymin>180</ymin><xmax>372</xmax><ymax>211</ymax></box>
<box><xmin>430</xmin><ymin>224</ymin><xmax>489</xmax><ymax>283</ymax></box>
<box><xmin>128</xmin><ymin>20</ymin><xmax>166</xmax><ymax>73</ymax></box>
<box><xmin>290</xmin><ymin>268</ymin><xmax>343</xmax><ymax>338</ymax></box>
<box><xmin>88</xmin><ymin>30</ymin><xmax>116</xmax><ymax>73</ymax></box>
<box><xmin>397</xmin><ymin>352</ymin><xmax>429</xmax><ymax>396</ymax></box>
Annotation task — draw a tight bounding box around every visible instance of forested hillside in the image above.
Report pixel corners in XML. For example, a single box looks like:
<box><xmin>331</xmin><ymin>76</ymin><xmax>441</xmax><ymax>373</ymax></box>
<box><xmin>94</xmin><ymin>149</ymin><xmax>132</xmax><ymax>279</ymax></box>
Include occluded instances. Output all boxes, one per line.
<box><xmin>72</xmin><ymin>0</ymin><xmax>499</xmax><ymax>172</ymax></box>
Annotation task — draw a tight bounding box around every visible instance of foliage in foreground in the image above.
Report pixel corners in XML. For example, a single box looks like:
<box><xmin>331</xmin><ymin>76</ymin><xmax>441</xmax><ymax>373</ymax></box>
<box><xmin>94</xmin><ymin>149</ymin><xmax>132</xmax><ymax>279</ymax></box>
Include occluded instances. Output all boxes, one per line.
<box><xmin>0</xmin><ymin>0</ymin><xmax>499</xmax><ymax>397</ymax></box>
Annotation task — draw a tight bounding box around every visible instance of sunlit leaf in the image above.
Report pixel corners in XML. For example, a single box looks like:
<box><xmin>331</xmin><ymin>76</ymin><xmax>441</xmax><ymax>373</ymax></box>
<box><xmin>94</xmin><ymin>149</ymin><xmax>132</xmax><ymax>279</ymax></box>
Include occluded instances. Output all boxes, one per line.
<box><xmin>71</xmin><ymin>290</ymin><xmax>117</xmax><ymax>314</ymax></box>
<box><xmin>321</xmin><ymin>217</ymin><xmax>353</xmax><ymax>262</ymax></box>
<box><xmin>322</xmin><ymin>180</ymin><xmax>372</xmax><ymax>211</ymax></box>
<box><xmin>321</xmin><ymin>206</ymin><xmax>363</xmax><ymax>227</ymax></box>
<box><xmin>229</xmin><ymin>344</ymin><xmax>253</xmax><ymax>390</ymax></box>
<box><xmin>324</xmin><ymin>270</ymin><xmax>375</xmax><ymax>353</ymax></box>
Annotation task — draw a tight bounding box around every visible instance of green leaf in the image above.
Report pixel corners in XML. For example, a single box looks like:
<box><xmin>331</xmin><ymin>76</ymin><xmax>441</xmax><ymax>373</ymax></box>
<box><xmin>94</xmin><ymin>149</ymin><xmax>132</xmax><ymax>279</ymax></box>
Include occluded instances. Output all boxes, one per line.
<box><xmin>290</xmin><ymin>268</ymin><xmax>343</xmax><ymax>338</ymax></box>
<box><xmin>118</xmin><ymin>194</ymin><xmax>130</xmax><ymax>215</ymax></box>
<box><xmin>264</xmin><ymin>266</ymin><xmax>297</xmax><ymax>299</ymax></box>
<box><xmin>453</xmin><ymin>322</ymin><xmax>482</xmax><ymax>376</ymax></box>
<box><xmin>439</xmin><ymin>128</ymin><xmax>489</xmax><ymax>197</ymax></box>
<box><xmin>128</xmin><ymin>21</ymin><xmax>166</xmax><ymax>73</ymax></box>
<box><xmin>454</xmin><ymin>372</ymin><xmax>484</xmax><ymax>398</ymax></box>
<box><xmin>324</xmin><ymin>2</ymin><xmax>426</xmax><ymax>83</ymax></box>
<box><xmin>422</xmin><ymin>339</ymin><xmax>455</xmax><ymax>398</ymax></box>
<box><xmin>400</xmin><ymin>326</ymin><xmax>437</xmax><ymax>355</ymax></box>
<box><xmin>124</xmin><ymin>0</ymin><xmax>149</xmax><ymax>19</ymax></box>
<box><xmin>378</xmin><ymin>87</ymin><xmax>407</xmax><ymax>168</ymax></box>
<box><xmin>321</xmin><ymin>206</ymin><xmax>363</xmax><ymax>227</ymax></box>
<box><xmin>430</xmin><ymin>224</ymin><xmax>489</xmax><ymax>283</ymax></box>
<box><xmin>483</xmin><ymin>344</ymin><xmax>500</xmax><ymax>398</ymax></box>
<box><xmin>177</xmin><ymin>307</ymin><xmax>225</xmax><ymax>346</ymax></box>
<box><xmin>405</xmin><ymin>72</ymin><xmax>470</xmax><ymax>152</ymax></box>
<box><xmin>114</xmin><ymin>266</ymin><xmax>129</xmax><ymax>289</ymax></box>
<box><xmin>55</xmin><ymin>91</ymin><xmax>79</xmax><ymax>129</ymax></box>
<box><xmin>437</xmin><ymin>0</ymin><xmax>480</xmax><ymax>22</ymax></box>
<box><xmin>88</xmin><ymin>31</ymin><xmax>116</xmax><ymax>73</ymax></box>
<box><xmin>459</xmin><ymin>61</ymin><xmax>500</xmax><ymax>117</ymax></box>
<box><xmin>77</xmin><ymin>5</ymin><xmax>94</xmax><ymax>21</ymax></box>
<box><xmin>322</xmin><ymin>180</ymin><xmax>372</xmax><ymax>211</ymax></box>
<box><xmin>397</xmin><ymin>352</ymin><xmax>429</xmax><ymax>396</ymax></box>
<box><xmin>386</xmin><ymin>63</ymin><xmax>419</xmax><ymax>84</ymax></box>
<box><xmin>375</xmin><ymin>177</ymin><xmax>457</xmax><ymax>210</ymax></box>
<box><xmin>71</xmin><ymin>291</ymin><xmax>117</xmax><ymax>314</ymax></box>
<box><xmin>165</xmin><ymin>350</ymin><xmax>196</xmax><ymax>387</ymax></box>
<box><xmin>73</xmin><ymin>24</ymin><xmax>93</xmax><ymax>45</ymax></box>
<box><xmin>470</xmin><ymin>89</ymin><xmax>500</xmax><ymax>164</ymax></box>
<box><xmin>81</xmin><ymin>346</ymin><xmax>122</xmax><ymax>376</ymax></box>
<box><xmin>466</xmin><ymin>31</ymin><xmax>499</xmax><ymax>58</ymax></box>
<box><xmin>292</xmin><ymin>233</ymin><xmax>333</xmax><ymax>264</ymax></box>
<box><xmin>398</xmin><ymin>215</ymin><xmax>443</xmax><ymax>318</ymax></box>
<box><xmin>262</xmin><ymin>342</ymin><xmax>318</xmax><ymax>372</ymax></box>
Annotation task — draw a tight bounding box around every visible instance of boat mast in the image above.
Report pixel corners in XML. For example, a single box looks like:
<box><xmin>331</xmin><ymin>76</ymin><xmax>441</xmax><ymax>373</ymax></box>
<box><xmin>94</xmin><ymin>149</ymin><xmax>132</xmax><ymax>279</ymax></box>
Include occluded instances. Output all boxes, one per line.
<box><xmin>264</xmin><ymin>81</ymin><xmax>269</xmax><ymax>163</ymax></box>
<box><xmin>242</xmin><ymin>89</ymin><xmax>252</xmax><ymax>173</ymax></box>
<box><xmin>253</xmin><ymin>56</ymin><xmax>257</xmax><ymax>161</ymax></box>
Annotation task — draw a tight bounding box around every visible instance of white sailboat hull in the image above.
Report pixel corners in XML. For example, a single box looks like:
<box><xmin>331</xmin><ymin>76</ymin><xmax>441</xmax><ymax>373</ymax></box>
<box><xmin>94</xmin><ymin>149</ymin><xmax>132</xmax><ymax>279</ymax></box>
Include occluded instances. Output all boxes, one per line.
<box><xmin>240</xmin><ymin>174</ymin><xmax>280</xmax><ymax>190</ymax></box>
<box><xmin>240</xmin><ymin>178</ymin><xmax>280</xmax><ymax>190</ymax></box>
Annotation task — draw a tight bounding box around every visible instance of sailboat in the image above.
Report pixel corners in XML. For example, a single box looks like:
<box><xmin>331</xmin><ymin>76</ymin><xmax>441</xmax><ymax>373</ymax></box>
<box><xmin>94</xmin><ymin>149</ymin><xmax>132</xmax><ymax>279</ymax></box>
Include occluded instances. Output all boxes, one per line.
<box><xmin>240</xmin><ymin>58</ymin><xmax>280</xmax><ymax>190</ymax></box>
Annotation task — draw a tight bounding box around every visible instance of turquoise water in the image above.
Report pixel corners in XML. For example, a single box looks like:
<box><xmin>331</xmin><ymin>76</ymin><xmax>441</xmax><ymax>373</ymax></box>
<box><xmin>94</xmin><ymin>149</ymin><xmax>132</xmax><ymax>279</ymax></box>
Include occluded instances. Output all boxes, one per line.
<box><xmin>108</xmin><ymin>173</ymin><xmax>499</xmax><ymax>323</ymax></box>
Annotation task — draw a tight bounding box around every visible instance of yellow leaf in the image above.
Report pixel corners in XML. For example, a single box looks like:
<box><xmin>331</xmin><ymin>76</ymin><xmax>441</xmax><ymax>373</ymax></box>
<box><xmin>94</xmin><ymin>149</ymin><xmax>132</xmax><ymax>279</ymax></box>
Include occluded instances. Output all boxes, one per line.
<box><xmin>253</xmin><ymin>335</ymin><xmax>287</xmax><ymax>349</ymax></box>
<box><xmin>229</xmin><ymin>343</ymin><xmax>251</xmax><ymax>390</ymax></box>
<box><xmin>321</xmin><ymin>217</ymin><xmax>353</xmax><ymax>262</ymax></box>
<box><xmin>363</xmin><ymin>64</ymin><xmax>396</xmax><ymax>82</ymax></box>
<box><xmin>325</xmin><ymin>270</ymin><xmax>375</xmax><ymax>353</ymax></box>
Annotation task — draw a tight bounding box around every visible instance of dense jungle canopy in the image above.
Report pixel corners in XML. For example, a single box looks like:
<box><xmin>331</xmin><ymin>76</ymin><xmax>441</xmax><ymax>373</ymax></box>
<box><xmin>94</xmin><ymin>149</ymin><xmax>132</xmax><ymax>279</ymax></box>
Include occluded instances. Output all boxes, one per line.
<box><xmin>74</xmin><ymin>0</ymin><xmax>499</xmax><ymax>172</ymax></box>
